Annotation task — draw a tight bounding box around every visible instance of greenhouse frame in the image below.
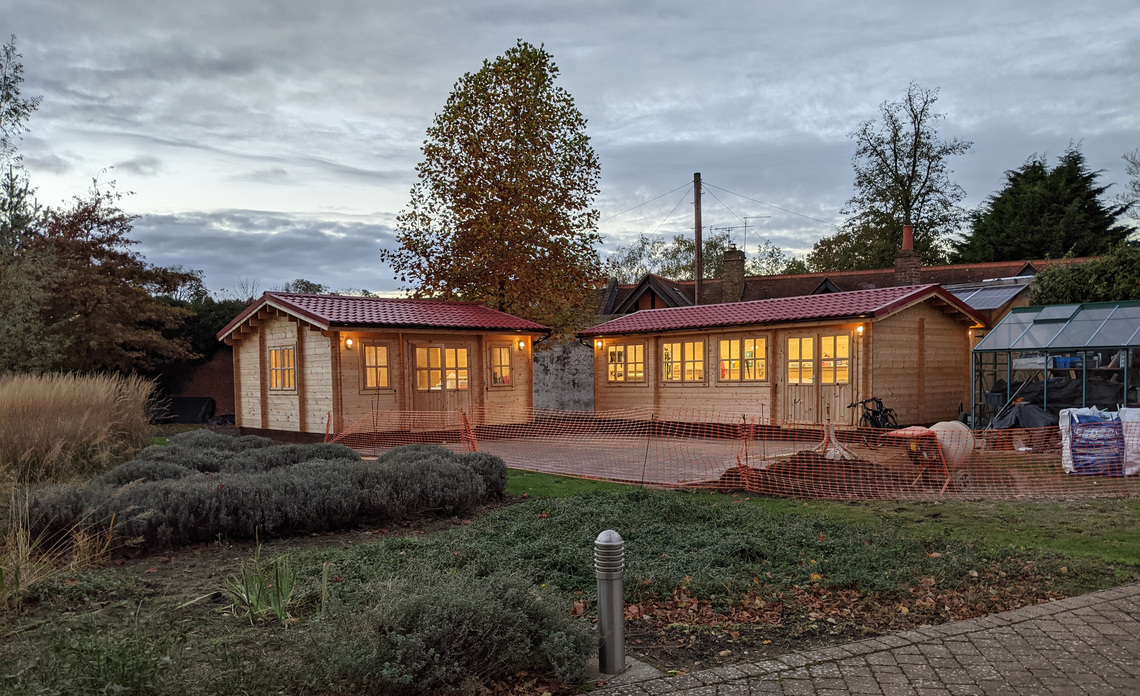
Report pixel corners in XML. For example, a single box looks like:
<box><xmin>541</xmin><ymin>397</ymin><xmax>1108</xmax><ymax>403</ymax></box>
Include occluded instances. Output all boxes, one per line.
<box><xmin>971</xmin><ymin>301</ymin><xmax>1140</xmax><ymax>426</ymax></box>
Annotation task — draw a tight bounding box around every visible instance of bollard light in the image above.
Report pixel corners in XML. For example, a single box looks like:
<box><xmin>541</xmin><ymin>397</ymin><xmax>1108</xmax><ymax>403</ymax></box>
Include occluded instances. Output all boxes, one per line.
<box><xmin>595</xmin><ymin>529</ymin><xmax>626</xmax><ymax>675</ymax></box>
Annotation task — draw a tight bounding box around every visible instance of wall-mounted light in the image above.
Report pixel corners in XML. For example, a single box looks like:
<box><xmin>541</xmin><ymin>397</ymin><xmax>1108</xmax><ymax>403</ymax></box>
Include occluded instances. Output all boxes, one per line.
<box><xmin>345</xmin><ymin>338</ymin><xmax>354</xmax><ymax>349</ymax></box>
<box><xmin>968</xmin><ymin>330</ymin><xmax>973</xmax><ymax>337</ymax></box>
<box><xmin>517</xmin><ymin>340</ymin><xmax>526</xmax><ymax>350</ymax></box>
<box><xmin>856</xmin><ymin>325</ymin><xmax>864</xmax><ymax>335</ymax></box>
<box><xmin>595</xmin><ymin>340</ymin><xmax>603</xmax><ymax>349</ymax></box>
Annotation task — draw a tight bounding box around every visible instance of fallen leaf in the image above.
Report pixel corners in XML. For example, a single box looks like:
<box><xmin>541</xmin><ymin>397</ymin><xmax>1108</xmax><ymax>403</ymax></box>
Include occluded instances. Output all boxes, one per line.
<box><xmin>144</xmin><ymin>567</ymin><xmax>158</xmax><ymax>574</ymax></box>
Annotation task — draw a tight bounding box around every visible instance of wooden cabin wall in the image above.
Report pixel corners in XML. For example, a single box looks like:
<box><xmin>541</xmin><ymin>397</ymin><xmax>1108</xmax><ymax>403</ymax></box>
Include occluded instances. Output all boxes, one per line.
<box><xmin>299</xmin><ymin>327</ymin><xmax>332</xmax><ymax>433</ymax></box>
<box><xmin>872</xmin><ymin>301</ymin><xmax>970</xmax><ymax>425</ymax></box>
<box><xmin>262</xmin><ymin>316</ymin><xmax>302</xmax><ymax>432</ymax></box>
<box><xmin>592</xmin><ymin>336</ymin><xmax>656</xmax><ymax>416</ymax></box>
<box><xmin>234</xmin><ymin>331</ymin><xmax>261</xmax><ymax>428</ymax></box>
<box><xmin>483</xmin><ymin>333</ymin><xmax>534</xmax><ymax>425</ymax></box>
<box><xmin>336</xmin><ymin>330</ymin><xmax>403</xmax><ymax>430</ymax></box>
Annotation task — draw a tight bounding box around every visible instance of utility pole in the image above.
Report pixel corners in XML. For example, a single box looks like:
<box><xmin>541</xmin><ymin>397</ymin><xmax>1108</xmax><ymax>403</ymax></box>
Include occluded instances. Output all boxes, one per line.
<box><xmin>694</xmin><ymin>172</ymin><xmax>702</xmax><ymax>305</ymax></box>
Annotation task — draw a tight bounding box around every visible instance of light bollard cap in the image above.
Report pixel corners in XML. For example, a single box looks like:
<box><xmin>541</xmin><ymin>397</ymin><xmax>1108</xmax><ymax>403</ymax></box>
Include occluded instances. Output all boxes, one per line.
<box><xmin>595</xmin><ymin>529</ymin><xmax>624</xmax><ymax>578</ymax></box>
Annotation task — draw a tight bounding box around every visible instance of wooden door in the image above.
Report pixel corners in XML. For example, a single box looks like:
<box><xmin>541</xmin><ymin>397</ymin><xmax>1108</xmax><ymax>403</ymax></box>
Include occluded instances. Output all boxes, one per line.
<box><xmin>411</xmin><ymin>344</ymin><xmax>472</xmax><ymax>412</ymax></box>
<box><xmin>819</xmin><ymin>333</ymin><xmax>855</xmax><ymax>425</ymax></box>
<box><xmin>783</xmin><ymin>335</ymin><xmax>817</xmax><ymax>423</ymax></box>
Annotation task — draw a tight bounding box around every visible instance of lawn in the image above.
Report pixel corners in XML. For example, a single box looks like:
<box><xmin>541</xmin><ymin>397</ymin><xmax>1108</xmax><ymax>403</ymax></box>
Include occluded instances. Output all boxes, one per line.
<box><xmin>2</xmin><ymin>450</ymin><xmax>1138</xmax><ymax>695</ymax></box>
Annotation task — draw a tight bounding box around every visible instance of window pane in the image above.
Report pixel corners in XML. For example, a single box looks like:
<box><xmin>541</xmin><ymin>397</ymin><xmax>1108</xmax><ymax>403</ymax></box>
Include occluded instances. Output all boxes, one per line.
<box><xmin>836</xmin><ymin>335</ymin><xmax>849</xmax><ymax>359</ymax></box>
<box><xmin>801</xmin><ymin>360</ymin><xmax>814</xmax><ymax>383</ymax></box>
<box><xmin>822</xmin><ymin>336</ymin><xmax>834</xmax><ymax>360</ymax></box>
<box><xmin>802</xmin><ymin>338</ymin><xmax>814</xmax><ymax>361</ymax></box>
<box><xmin>836</xmin><ymin>359</ymin><xmax>849</xmax><ymax>384</ymax></box>
<box><xmin>788</xmin><ymin>362</ymin><xmax>800</xmax><ymax>384</ymax></box>
<box><xmin>788</xmin><ymin>338</ymin><xmax>800</xmax><ymax>361</ymax></box>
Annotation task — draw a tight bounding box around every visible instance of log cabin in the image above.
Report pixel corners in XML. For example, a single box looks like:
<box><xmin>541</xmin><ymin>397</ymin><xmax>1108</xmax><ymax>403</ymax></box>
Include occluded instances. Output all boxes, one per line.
<box><xmin>217</xmin><ymin>293</ymin><xmax>548</xmax><ymax>440</ymax></box>
<box><xmin>580</xmin><ymin>284</ymin><xmax>987</xmax><ymax>426</ymax></box>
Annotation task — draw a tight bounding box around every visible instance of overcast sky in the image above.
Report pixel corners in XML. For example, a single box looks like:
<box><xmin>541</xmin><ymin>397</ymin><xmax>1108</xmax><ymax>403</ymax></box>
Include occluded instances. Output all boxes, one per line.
<box><xmin>7</xmin><ymin>0</ymin><xmax>1139</xmax><ymax>296</ymax></box>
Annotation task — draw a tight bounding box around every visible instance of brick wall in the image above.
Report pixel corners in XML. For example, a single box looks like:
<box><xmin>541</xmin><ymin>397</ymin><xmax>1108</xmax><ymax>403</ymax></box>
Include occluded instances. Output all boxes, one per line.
<box><xmin>176</xmin><ymin>348</ymin><xmax>235</xmax><ymax>415</ymax></box>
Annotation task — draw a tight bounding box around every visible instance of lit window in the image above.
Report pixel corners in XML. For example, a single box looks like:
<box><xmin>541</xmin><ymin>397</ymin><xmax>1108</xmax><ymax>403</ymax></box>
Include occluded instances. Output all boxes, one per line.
<box><xmin>820</xmin><ymin>335</ymin><xmax>850</xmax><ymax>385</ymax></box>
<box><xmin>490</xmin><ymin>345</ymin><xmax>512</xmax><ymax>386</ymax></box>
<box><xmin>787</xmin><ymin>337</ymin><xmax>814</xmax><ymax>385</ymax></box>
<box><xmin>718</xmin><ymin>337</ymin><xmax>767</xmax><ymax>381</ymax></box>
<box><xmin>606</xmin><ymin>343</ymin><xmax>645</xmax><ymax>382</ymax></box>
<box><xmin>269</xmin><ymin>346</ymin><xmax>295</xmax><ymax>390</ymax></box>
<box><xmin>662</xmin><ymin>340</ymin><xmax>705</xmax><ymax>382</ymax></box>
<box><xmin>416</xmin><ymin>346</ymin><xmax>442</xmax><ymax>391</ymax></box>
<box><xmin>363</xmin><ymin>344</ymin><xmax>389</xmax><ymax>389</ymax></box>
<box><xmin>445</xmin><ymin>348</ymin><xmax>469</xmax><ymax>391</ymax></box>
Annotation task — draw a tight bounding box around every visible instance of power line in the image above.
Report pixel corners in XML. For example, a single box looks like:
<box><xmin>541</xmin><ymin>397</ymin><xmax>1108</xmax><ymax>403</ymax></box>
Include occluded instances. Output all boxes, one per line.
<box><xmin>651</xmin><ymin>186</ymin><xmax>694</xmax><ymax>236</ymax></box>
<box><xmin>703</xmin><ymin>186</ymin><xmax>744</xmax><ymax>224</ymax></box>
<box><xmin>703</xmin><ymin>181</ymin><xmax>834</xmax><ymax>226</ymax></box>
<box><xmin>600</xmin><ymin>183</ymin><xmax>693</xmax><ymax>223</ymax></box>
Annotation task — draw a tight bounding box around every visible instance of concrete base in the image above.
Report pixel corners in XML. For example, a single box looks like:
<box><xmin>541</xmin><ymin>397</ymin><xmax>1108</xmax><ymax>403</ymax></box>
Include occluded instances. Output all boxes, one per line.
<box><xmin>585</xmin><ymin>655</ymin><xmax>665</xmax><ymax>686</ymax></box>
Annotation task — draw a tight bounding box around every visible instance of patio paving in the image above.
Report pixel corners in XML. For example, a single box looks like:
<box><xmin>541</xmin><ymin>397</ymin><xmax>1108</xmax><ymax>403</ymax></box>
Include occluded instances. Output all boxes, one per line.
<box><xmin>592</xmin><ymin>582</ymin><xmax>1140</xmax><ymax>695</ymax></box>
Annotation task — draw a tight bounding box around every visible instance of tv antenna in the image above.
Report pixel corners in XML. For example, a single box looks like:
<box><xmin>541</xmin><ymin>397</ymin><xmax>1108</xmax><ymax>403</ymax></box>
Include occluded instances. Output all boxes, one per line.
<box><xmin>711</xmin><ymin>216</ymin><xmax>770</xmax><ymax>255</ymax></box>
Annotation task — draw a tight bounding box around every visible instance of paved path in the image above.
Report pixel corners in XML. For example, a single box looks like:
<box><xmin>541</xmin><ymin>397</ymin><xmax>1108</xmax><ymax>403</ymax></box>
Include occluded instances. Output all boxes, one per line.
<box><xmin>595</xmin><ymin>583</ymin><xmax>1140</xmax><ymax>696</ymax></box>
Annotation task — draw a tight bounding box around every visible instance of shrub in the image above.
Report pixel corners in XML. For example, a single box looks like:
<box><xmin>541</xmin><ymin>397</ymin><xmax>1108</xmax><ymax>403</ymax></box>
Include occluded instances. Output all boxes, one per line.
<box><xmin>0</xmin><ymin>373</ymin><xmax>153</xmax><ymax>486</ymax></box>
<box><xmin>232</xmin><ymin>442</ymin><xmax>361</xmax><ymax>473</ymax></box>
<box><xmin>312</xmin><ymin>569</ymin><xmax>591</xmax><ymax>694</ymax></box>
<box><xmin>460</xmin><ymin>452</ymin><xmax>508</xmax><ymax>499</ymax></box>
<box><xmin>24</xmin><ymin>448</ymin><xmax>499</xmax><ymax>551</ymax></box>
<box><xmin>380</xmin><ymin>445</ymin><xmax>508</xmax><ymax>501</ymax></box>
<box><xmin>92</xmin><ymin>460</ymin><xmax>196</xmax><ymax>486</ymax></box>
<box><xmin>166</xmin><ymin>429</ymin><xmax>273</xmax><ymax>452</ymax></box>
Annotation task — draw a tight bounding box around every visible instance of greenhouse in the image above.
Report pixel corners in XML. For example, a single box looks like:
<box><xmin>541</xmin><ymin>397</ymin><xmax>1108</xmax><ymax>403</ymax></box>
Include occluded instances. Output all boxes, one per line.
<box><xmin>971</xmin><ymin>301</ymin><xmax>1140</xmax><ymax>425</ymax></box>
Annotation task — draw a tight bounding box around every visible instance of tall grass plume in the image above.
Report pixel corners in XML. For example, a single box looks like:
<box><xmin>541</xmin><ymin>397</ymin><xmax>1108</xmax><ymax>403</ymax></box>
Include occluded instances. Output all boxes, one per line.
<box><xmin>0</xmin><ymin>373</ymin><xmax>154</xmax><ymax>487</ymax></box>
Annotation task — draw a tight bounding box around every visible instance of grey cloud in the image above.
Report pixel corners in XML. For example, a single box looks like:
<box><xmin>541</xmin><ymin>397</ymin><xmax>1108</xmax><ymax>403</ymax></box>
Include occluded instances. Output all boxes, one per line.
<box><xmin>113</xmin><ymin>155</ymin><xmax>162</xmax><ymax>176</ymax></box>
<box><xmin>131</xmin><ymin>210</ymin><xmax>402</xmax><ymax>295</ymax></box>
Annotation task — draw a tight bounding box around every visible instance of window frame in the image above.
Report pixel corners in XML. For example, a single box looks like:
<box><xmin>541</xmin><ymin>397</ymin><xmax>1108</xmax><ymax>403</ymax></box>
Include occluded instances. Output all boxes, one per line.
<box><xmin>786</xmin><ymin>336</ymin><xmax>816</xmax><ymax>385</ymax></box>
<box><xmin>661</xmin><ymin>338</ymin><xmax>707</xmax><ymax>385</ymax></box>
<box><xmin>819</xmin><ymin>334</ymin><xmax>851</xmax><ymax>386</ymax></box>
<box><xmin>716</xmin><ymin>335</ymin><xmax>769</xmax><ymax>384</ymax></box>
<box><xmin>488</xmin><ymin>342</ymin><xmax>514</xmax><ymax>389</ymax></box>
<box><xmin>360</xmin><ymin>341</ymin><xmax>393</xmax><ymax>392</ymax></box>
<box><xmin>268</xmin><ymin>345</ymin><xmax>297</xmax><ymax>392</ymax></box>
<box><xmin>605</xmin><ymin>341</ymin><xmax>647</xmax><ymax>384</ymax></box>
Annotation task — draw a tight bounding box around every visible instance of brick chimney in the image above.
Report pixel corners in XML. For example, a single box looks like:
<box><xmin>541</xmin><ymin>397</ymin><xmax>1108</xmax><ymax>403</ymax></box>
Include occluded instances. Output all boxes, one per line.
<box><xmin>893</xmin><ymin>224</ymin><xmax>921</xmax><ymax>286</ymax></box>
<box><xmin>722</xmin><ymin>245</ymin><xmax>745</xmax><ymax>302</ymax></box>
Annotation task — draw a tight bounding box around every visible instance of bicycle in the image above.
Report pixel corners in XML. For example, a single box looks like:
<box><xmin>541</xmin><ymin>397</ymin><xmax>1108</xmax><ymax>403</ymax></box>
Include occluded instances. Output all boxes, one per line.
<box><xmin>848</xmin><ymin>397</ymin><xmax>899</xmax><ymax>446</ymax></box>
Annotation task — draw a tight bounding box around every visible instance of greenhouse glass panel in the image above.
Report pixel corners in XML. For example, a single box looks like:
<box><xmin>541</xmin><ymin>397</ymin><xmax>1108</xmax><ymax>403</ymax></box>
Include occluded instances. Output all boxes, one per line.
<box><xmin>1047</xmin><ymin>306</ymin><xmax>1115</xmax><ymax>348</ymax></box>
<box><xmin>1009</xmin><ymin>322</ymin><xmax>1065</xmax><ymax>350</ymax></box>
<box><xmin>1033</xmin><ymin>304</ymin><xmax>1081</xmax><ymax>323</ymax></box>
<box><xmin>974</xmin><ymin>311</ymin><xmax>1035</xmax><ymax>351</ymax></box>
<box><xmin>1089</xmin><ymin>306</ymin><xmax>1140</xmax><ymax>346</ymax></box>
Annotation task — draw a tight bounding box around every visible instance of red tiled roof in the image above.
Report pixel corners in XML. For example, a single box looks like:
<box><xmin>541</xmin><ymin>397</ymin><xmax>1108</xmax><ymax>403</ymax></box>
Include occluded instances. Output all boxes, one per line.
<box><xmin>218</xmin><ymin>292</ymin><xmax>547</xmax><ymax>341</ymax></box>
<box><xmin>580</xmin><ymin>284</ymin><xmax>984</xmax><ymax>336</ymax></box>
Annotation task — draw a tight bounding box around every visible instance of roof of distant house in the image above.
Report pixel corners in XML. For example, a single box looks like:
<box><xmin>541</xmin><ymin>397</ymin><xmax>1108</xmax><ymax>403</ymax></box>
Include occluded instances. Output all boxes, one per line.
<box><xmin>581</xmin><ymin>284</ymin><xmax>984</xmax><ymax>337</ymax></box>
<box><xmin>218</xmin><ymin>292</ymin><xmax>548</xmax><ymax>341</ymax></box>
<box><xmin>597</xmin><ymin>258</ymin><xmax>1090</xmax><ymax>316</ymax></box>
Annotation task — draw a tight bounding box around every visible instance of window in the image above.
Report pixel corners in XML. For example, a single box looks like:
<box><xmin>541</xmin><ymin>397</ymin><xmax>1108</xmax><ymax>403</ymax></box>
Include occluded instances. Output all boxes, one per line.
<box><xmin>489</xmin><ymin>345</ymin><xmax>512</xmax><ymax>386</ymax></box>
<box><xmin>718</xmin><ymin>337</ymin><xmax>767</xmax><ymax>381</ymax></box>
<box><xmin>445</xmin><ymin>347</ymin><xmax>469</xmax><ymax>390</ymax></box>
<box><xmin>269</xmin><ymin>346</ymin><xmax>295</xmax><ymax>390</ymax></box>
<box><xmin>820</xmin><ymin>335</ymin><xmax>850</xmax><ymax>385</ymax></box>
<box><xmin>416</xmin><ymin>346</ymin><xmax>469</xmax><ymax>391</ymax></box>
<box><xmin>662</xmin><ymin>340</ymin><xmax>705</xmax><ymax>382</ymax></box>
<box><xmin>787</xmin><ymin>337</ymin><xmax>814</xmax><ymax>384</ymax></box>
<box><xmin>363</xmin><ymin>344</ymin><xmax>389</xmax><ymax>389</ymax></box>
<box><xmin>416</xmin><ymin>346</ymin><xmax>442</xmax><ymax>391</ymax></box>
<box><xmin>606</xmin><ymin>343</ymin><xmax>645</xmax><ymax>382</ymax></box>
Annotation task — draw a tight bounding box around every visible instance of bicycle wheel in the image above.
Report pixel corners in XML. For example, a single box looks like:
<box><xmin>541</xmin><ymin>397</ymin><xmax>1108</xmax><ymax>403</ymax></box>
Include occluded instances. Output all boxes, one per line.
<box><xmin>885</xmin><ymin>411</ymin><xmax>899</xmax><ymax>430</ymax></box>
<box><xmin>858</xmin><ymin>413</ymin><xmax>877</xmax><ymax>447</ymax></box>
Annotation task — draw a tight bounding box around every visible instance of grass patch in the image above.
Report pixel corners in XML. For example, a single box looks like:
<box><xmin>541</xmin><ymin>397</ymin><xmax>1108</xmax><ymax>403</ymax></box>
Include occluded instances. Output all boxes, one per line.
<box><xmin>506</xmin><ymin>469</ymin><xmax>633</xmax><ymax>498</ymax></box>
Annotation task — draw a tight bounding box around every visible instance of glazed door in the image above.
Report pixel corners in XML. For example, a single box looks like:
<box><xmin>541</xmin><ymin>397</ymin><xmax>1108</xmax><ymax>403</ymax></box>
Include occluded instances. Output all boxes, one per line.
<box><xmin>412</xmin><ymin>344</ymin><xmax>472</xmax><ymax>413</ymax></box>
<box><xmin>818</xmin><ymin>333</ymin><xmax>855</xmax><ymax>425</ymax></box>
<box><xmin>783</xmin><ymin>335</ymin><xmax>817</xmax><ymax>423</ymax></box>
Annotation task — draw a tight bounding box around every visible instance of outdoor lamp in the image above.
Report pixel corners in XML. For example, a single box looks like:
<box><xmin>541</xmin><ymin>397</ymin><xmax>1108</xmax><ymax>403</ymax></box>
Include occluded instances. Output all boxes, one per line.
<box><xmin>856</xmin><ymin>325</ymin><xmax>864</xmax><ymax>335</ymax></box>
<box><xmin>595</xmin><ymin>340</ymin><xmax>603</xmax><ymax>349</ymax></box>
<box><xmin>345</xmin><ymin>338</ymin><xmax>354</xmax><ymax>349</ymax></box>
<box><xmin>518</xmin><ymin>340</ymin><xmax>526</xmax><ymax>350</ymax></box>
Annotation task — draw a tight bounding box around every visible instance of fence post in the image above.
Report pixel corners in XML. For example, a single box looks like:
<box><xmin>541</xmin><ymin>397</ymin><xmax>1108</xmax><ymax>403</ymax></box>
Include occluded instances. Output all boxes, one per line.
<box><xmin>595</xmin><ymin>529</ymin><xmax>626</xmax><ymax>674</ymax></box>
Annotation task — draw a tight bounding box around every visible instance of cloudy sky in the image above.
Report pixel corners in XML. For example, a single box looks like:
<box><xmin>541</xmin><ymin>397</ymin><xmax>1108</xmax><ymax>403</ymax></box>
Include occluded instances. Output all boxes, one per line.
<box><xmin>7</xmin><ymin>0</ymin><xmax>1139</xmax><ymax>296</ymax></box>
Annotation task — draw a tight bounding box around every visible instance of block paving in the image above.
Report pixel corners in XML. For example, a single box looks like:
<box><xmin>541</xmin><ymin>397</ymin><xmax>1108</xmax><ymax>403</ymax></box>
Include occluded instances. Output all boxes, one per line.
<box><xmin>594</xmin><ymin>583</ymin><xmax>1140</xmax><ymax>696</ymax></box>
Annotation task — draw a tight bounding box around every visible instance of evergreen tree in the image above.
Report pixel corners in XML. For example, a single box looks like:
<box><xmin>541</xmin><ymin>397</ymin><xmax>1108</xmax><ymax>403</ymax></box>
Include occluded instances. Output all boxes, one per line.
<box><xmin>954</xmin><ymin>147</ymin><xmax>1129</xmax><ymax>262</ymax></box>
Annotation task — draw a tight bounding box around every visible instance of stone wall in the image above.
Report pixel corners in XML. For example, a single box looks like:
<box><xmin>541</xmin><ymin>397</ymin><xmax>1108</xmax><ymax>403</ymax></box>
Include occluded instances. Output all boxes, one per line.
<box><xmin>532</xmin><ymin>340</ymin><xmax>594</xmax><ymax>411</ymax></box>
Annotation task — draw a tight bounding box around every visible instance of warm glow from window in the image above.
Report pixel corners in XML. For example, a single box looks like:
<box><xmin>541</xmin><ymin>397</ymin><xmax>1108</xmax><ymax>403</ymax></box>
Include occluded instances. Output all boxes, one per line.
<box><xmin>269</xmin><ymin>347</ymin><xmax>296</xmax><ymax>390</ymax></box>
<box><xmin>718</xmin><ymin>337</ymin><xmax>767</xmax><ymax>381</ymax></box>
<box><xmin>662</xmin><ymin>341</ymin><xmax>705</xmax><ymax>382</ymax></box>
<box><xmin>607</xmin><ymin>343</ymin><xmax>645</xmax><ymax>382</ymax></box>
<box><xmin>363</xmin><ymin>344</ymin><xmax>389</xmax><ymax>388</ymax></box>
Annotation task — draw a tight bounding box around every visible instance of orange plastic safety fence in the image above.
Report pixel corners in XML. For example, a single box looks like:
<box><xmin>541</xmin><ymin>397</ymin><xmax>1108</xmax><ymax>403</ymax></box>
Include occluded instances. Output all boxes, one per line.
<box><xmin>327</xmin><ymin>407</ymin><xmax>1140</xmax><ymax>500</ymax></box>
